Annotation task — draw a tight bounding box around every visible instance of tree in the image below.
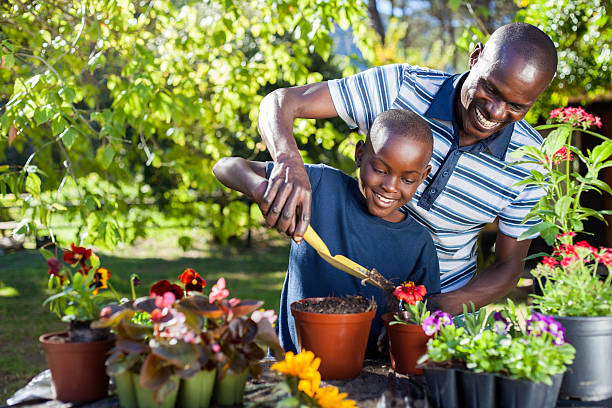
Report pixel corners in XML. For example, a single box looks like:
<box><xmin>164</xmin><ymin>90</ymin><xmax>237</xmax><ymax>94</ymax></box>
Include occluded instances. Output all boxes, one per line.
<box><xmin>0</xmin><ymin>0</ymin><xmax>374</xmax><ymax>249</ymax></box>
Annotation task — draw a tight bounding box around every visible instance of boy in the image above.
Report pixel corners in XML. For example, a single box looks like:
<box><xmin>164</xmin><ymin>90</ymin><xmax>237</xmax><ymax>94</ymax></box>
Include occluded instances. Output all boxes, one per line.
<box><xmin>213</xmin><ymin>109</ymin><xmax>440</xmax><ymax>353</ymax></box>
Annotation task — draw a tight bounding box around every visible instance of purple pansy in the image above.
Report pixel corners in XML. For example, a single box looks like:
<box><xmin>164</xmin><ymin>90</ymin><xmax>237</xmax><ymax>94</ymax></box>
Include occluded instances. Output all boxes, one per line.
<box><xmin>493</xmin><ymin>311</ymin><xmax>509</xmax><ymax>335</ymax></box>
<box><xmin>527</xmin><ymin>312</ymin><xmax>566</xmax><ymax>345</ymax></box>
<box><xmin>421</xmin><ymin>310</ymin><xmax>453</xmax><ymax>336</ymax></box>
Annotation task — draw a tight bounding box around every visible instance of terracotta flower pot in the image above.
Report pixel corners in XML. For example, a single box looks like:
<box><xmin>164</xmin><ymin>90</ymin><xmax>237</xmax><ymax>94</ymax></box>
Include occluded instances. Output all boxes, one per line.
<box><xmin>291</xmin><ymin>297</ymin><xmax>376</xmax><ymax>380</ymax></box>
<box><xmin>40</xmin><ymin>331</ymin><xmax>114</xmax><ymax>402</ymax></box>
<box><xmin>382</xmin><ymin>313</ymin><xmax>430</xmax><ymax>375</ymax></box>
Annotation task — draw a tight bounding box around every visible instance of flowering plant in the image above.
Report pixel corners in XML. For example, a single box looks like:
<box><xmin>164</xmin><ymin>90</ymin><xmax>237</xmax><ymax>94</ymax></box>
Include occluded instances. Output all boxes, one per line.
<box><xmin>530</xmin><ymin>233</ymin><xmax>612</xmax><ymax>316</ymax></box>
<box><xmin>40</xmin><ymin>243</ymin><xmax>119</xmax><ymax>327</ymax></box>
<box><xmin>271</xmin><ymin>349</ymin><xmax>356</xmax><ymax>408</ymax></box>
<box><xmin>510</xmin><ymin>106</ymin><xmax>610</xmax><ymax>244</ymax></box>
<box><xmin>389</xmin><ymin>281</ymin><xmax>430</xmax><ymax>325</ymax></box>
<box><xmin>419</xmin><ymin>302</ymin><xmax>575</xmax><ymax>384</ymax></box>
<box><xmin>94</xmin><ymin>269</ymin><xmax>283</xmax><ymax>403</ymax></box>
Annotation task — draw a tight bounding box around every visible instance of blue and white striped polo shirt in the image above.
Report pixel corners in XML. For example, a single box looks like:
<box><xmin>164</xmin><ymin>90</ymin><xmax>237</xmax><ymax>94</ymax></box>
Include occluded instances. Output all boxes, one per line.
<box><xmin>328</xmin><ymin>63</ymin><xmax>544</xmax><ymax>292</ymax></box>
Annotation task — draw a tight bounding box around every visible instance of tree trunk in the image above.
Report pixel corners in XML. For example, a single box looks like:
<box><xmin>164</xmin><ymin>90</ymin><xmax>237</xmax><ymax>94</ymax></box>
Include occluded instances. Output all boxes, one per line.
<box><xmin>368</xmin><ymin>0</ymin><xmax>386</xmax><ymax>45</ymax></box>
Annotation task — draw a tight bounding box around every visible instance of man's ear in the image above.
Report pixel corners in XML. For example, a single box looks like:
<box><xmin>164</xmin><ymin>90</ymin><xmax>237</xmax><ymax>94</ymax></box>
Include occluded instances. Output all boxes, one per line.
<box><xmin>469</xmin><ymin>42</ymin><xmax>484</xmax><ymax>69</ymax></box>
<box><xmin>355</xmin><ymin>140</ymin><xmax>365</xmax><ymax>167</ymax></box>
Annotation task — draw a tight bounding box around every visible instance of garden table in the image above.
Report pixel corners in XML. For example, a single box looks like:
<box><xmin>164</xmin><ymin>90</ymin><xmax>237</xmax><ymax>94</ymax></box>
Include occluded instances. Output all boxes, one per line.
<box><xmin>5</xmin><ymin>359</ymin><xmax>612</xmax><ymax>407</ymax></box>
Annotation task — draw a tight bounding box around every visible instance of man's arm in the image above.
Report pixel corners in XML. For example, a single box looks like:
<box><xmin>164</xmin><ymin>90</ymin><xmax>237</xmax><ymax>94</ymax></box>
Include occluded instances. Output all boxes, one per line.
<box><xmin>258</xmin><ymin>83</ymin><xmax>338</xmax><ymax>242</ymax></box>
<box><xmin>212</xmin><ymin>158</ymin><xmax>269</xmax><ymax>204</ymax></box>
<box><xmin>427</xmin><ymin>231</ymin><xmax>532</xmax><ymax>315</ymax></box>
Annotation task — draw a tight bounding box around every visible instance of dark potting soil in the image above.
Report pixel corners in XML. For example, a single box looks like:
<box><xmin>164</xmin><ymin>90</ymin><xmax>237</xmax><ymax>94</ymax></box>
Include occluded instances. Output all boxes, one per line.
<box><xmin>293</xmin><ymin>295</ymin><xmax>377</xmax><ymax>314</ymax></box>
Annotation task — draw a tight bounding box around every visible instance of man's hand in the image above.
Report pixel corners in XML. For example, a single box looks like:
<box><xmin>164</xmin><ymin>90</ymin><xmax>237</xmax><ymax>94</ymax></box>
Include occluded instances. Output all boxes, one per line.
<box><xmin>259</xmin><ymin>157</ymin><xmax>312</xmax><ymax>242</ymax></box>
<box><xmin>257</xmin><ymin>83</ymin><xmax>337</xmax><ymax>242</ymax></box>
<box><xmin>426</xmin><ymin>231</ymin><xmax>532</xmax><ymax>315</ymax></box>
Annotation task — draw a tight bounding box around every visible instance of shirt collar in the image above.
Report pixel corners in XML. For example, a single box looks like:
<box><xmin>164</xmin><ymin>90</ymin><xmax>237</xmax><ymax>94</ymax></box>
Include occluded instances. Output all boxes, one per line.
<box><xmin>424</xmin><ymin>71</ymin><xmax>514</xmax><ymax>160</ymax></box>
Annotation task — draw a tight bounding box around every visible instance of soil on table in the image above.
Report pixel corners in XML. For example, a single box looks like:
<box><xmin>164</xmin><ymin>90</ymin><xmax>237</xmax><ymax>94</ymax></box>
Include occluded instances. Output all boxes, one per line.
<box><xmin>292</xmin><ymin>295</ymin><xmax>377</xmax><ymax>314</ymax></box>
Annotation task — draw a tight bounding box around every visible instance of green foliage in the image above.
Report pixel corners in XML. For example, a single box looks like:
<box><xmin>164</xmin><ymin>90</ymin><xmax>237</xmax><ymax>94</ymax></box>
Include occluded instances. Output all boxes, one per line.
<box><xmin>421</xmin><ymin>301</ymin><xmax>576</xmax><ymax>384</ymax></box>
<box><xmin>0</xmin><ymin>0</ymin><xmax>371</xmax><ymax>249</ymax></box>
<box><xmin>516</xmin><ymin>0</ymin><xmax>611</xmax><ymax>121</ymax></box>
<box><xmin>510</xmin><ymin>117</ymin><xmax>611</xmax><ymax>244</ymax></box>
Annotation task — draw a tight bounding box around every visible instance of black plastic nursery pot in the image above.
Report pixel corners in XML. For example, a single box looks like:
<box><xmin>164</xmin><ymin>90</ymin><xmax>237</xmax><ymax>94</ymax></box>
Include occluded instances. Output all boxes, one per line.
<box><xmin>555</xmin><ymin>315</ymin><xmax>612</xmax><ymax>401</ymax></box>
<box><xmin>423</xmin><ymin>367</ymin><xmax>563</xmax><ymax>408</ymax></box>
<box><xmin>422</xmin><ymin>366</ymin><xmax>458</xmax><ymax>408</ymax></box>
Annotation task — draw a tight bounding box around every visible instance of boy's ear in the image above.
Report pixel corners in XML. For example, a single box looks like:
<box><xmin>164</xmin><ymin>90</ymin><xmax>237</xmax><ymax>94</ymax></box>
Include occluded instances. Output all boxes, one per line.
<box><xmin>420</xmin><ymin>164</ymin><xmax>432</xmax><ymax>183</ymax></box>
<box><xmin>355</xmin><ymin>140</ymin><xmax>365</xmax><ymax>167</ymax></box>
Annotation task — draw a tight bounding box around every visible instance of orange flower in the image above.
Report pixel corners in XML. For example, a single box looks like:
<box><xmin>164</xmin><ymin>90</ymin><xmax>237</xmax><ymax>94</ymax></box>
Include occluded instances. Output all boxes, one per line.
<box><xmin>178</xmin><ymin>268</ymin><xmax>205</xmax><ymax>292</ymax></box>
<box><xmin>393</xmin><ymin>281</ymin><xmax>427</xmax><ymax>305</ymax></box>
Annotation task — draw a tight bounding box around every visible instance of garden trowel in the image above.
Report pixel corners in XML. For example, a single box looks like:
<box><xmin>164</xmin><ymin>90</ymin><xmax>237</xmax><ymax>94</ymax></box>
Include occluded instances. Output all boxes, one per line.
<box><xmin>302</xmin><ymin>225</ymin><xmax>388</xmax><ymax>290</ymax></box>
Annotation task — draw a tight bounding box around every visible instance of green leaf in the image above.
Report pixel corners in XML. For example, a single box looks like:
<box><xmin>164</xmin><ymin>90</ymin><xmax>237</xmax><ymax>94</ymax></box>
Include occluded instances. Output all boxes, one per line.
<box><xmin>39</xmin><ymin>248</ymin><xmax>55</xmax><ymax>260</ymax></box>
<box><xmin>517</xmin><ymin>221</ymin><xmax>556</xmax><ymax>241</ymax></box>
<box><xmin>554</xmin><ymin>196</ymin><xmax>572</xmax><ymax>218</ymax></box>
<box><xmin>101</xmin><ymin>146</ymin><xmax>115</xmax><ymax>169</ymax></box>
<box><xmin>542</xmin><ymin>126</ymin><xmax>570</xmax><ymax>156</ymax></box>
<box><xmin>449</xmin><ymin>0</ymin><xmax>461</xmax><ymax>11</ymax></box>
<box><xmin>591</xmin><ymin>141</ymin><xmax>612</xmax><ymax>165</ymax></box>
<box><xmin>25</xmin><ymin>173</ymin><xmax>41</xmax><ymax>198</ymax></box>
<box><xmin>59</xmin><ymin>127</ymin><xmax>78</xmax><ymax>149</ymax></box>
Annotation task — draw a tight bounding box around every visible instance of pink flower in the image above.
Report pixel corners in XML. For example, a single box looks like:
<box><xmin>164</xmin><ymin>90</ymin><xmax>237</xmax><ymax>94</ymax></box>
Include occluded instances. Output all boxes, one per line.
<box><xmin>155</xmin><ymin>291</ymin><xmax>176</xmax><ymax>309</ymax></box>
<box><xmin>100</xmin><ymin>306</ymin><xmax>112</xmax><ymax>318</ymax></box>
<box><xmin>251</xmin><ymin>309</ymin><xmax>278</xmax><ymax>325</ymax></box>
<box><xmin>549</xmin><ymin>108</ymin><xmax>563</xmax><ymax>119</ymax></box>
<box><xmin>228</xmin><ymin>297</ymin><xmax>241</xmax><ymax>307</ymax></box>
<box><xmin>211</xmin><ymin>343</ymin><xmax>221</xmax><ymax>353</ymax></box>
<box><xmin>209</xmin><ymin>277</ymin><xmax>229</xmax><ymax>304</ymax></box>
<box><xmin>596</xmin><ymin>249</ymin><xmax>612</xmax><ymax>266</ymax></box>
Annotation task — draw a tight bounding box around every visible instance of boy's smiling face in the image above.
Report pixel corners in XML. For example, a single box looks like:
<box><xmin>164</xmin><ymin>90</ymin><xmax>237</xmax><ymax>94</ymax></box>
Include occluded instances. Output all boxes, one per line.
<box><xmin>355</xmin><ymin>127</ymin><xmax>431</xmax><ymax>223</ymax></box>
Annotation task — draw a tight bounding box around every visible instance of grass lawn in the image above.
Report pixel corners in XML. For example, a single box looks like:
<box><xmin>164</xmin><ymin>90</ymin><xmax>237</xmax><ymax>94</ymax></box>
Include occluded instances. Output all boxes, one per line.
<box><xmin>0</xmin><ymin>236</ymin><xmax>289</xmax><ymax>403</ymax></box>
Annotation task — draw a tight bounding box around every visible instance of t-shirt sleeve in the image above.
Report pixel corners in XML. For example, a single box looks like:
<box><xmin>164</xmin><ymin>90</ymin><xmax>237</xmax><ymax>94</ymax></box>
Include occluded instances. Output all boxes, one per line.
<box><xmin>265</xmin><ymin>162</ymin><xmax>325</xmax><ymax>193</ymax></box>
<box><xmin>498</xmin><ymin>183</ymin><xmax>546</xmax><ymax>239</ymax></box>
<box><xmin>327</xmin><ymin>64</ymin><xmax>405</xmax><ymax>131</ymax></box>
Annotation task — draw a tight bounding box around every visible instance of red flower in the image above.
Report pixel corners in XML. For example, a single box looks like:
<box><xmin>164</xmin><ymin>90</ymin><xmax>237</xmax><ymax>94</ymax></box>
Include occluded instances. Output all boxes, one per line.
<box><xmin>47</xmin><ymin>257</ymin><xmax>61</xmax><ymax>276</ymax></box>
<box><xmin>150</xmin><ymin>279</ymin><xmax>184</xmax><ymax>300</ymax></box>
<box><xmin>554</xmin><ymin>244</ymin><xmax>577</xmax><ymax>258</ymax></box>
<box><xmin>556</xmin><ymin>231</ymin><xmax>576</xmax><ymax>240</ymax></box>
<box><xmin>393</xmin><ymin>281</ymin><xmax>427</xmax><ymax>305</ymax></box>
<box><xmin>551</xmin><ymin>146</ymin><xmax>572</xmax><ymax>165</ymax></box>
<box><xmin>561</xmin><ymin>256</ymin><xmax>577</xmax><ymax>267</ymax></box>
<box><xmin>542</xmin><ymin>256</ymin><xmax>558</xmax><ymax>268</ymax></box>
<box><xmin>595</xmin><ymin>250</ymin><xmax>612</xmax><ymax>267</ymax></box>
<box><xmin>549</xmin><ymin>106</ymin><xmax>602</xmax><ymax>129</ymax></box>
<box><xmin>178</xmin><ymin>268</ymin><xmax>205</xmax><ymax>292</ymax></box>
<box><xmin>63</xmin><ymin>243</ymin><xmax>93</xmax><ymax>274</ymax></box>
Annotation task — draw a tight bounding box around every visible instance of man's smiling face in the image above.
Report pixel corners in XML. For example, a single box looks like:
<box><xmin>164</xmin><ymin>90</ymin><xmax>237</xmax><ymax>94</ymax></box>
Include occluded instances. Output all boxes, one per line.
<box><xmin>457</xmin><ymin>45</ymin><xmax>552</xmax><ymax>146</ymax></box>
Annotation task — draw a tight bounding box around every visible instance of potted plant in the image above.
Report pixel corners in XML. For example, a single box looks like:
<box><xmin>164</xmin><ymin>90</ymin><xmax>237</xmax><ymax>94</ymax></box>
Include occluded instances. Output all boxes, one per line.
<box><xmin>419</xmin><ymin>302</ymin><xmax>575</xmax><ymax>408</ymax></box>
<box><xmin>381</xmin><ymin>281</ymin><xmax>435</xmax><ymax>375</ymax></box>
<box><xmin>38</xmin><ymin>243</ymin><xmax>120</xmax><ymax>402</ymax></box>
<box><xmin>511</xmin><ymin>107</ymin><xmax>612</xmax><ymax>401</ymax></box>
<box><xmin>270</xmin><ymin>349</ymin><xmax>357</xmax><ymax>407</ymax></box>
<box><xmin>95</xmin><ymin>270</ymin><xmax>283</xmax><ymax>407</ymax></box>
<box><xmin>290</xmin><ymin>295</ymin><xmax>376</xmax><ymax>380</ymax></box>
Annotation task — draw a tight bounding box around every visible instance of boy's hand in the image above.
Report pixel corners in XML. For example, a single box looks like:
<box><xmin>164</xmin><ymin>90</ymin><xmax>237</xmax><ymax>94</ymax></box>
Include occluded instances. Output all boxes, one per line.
<box><xmin>260</xmin><ymin>157</ymin><xmax>312</xmax><ymax>242</ymax></box>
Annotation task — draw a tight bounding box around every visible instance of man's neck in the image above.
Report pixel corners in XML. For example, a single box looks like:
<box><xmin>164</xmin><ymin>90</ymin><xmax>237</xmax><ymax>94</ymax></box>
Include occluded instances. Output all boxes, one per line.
<box><xmin>452</xmin><ymin>86</ymin><xmax>476</xmax><ymax>148</ymax></box>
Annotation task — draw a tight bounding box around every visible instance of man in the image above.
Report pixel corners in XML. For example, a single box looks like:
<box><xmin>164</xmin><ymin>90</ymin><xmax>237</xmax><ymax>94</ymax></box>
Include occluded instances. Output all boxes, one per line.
<box><xmin>257</xmin><ymin>22</ymin><xmax>557</xmax><ymax>315</ymax></box>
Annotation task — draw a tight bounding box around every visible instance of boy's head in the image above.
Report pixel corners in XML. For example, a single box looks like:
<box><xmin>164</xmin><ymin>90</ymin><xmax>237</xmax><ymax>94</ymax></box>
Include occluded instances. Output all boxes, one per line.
<box><xmin>355</xmin><ymin>109</ymin><xmax>433</xmax><ymax>223</ymax></box>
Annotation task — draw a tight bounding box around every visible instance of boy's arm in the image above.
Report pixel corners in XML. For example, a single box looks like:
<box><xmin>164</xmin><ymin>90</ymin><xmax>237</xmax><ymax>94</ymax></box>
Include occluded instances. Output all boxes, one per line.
<box><xmin>213</xmin><ymin>158</ymin><xmax>269</xmax><ymax>204</ymax></box>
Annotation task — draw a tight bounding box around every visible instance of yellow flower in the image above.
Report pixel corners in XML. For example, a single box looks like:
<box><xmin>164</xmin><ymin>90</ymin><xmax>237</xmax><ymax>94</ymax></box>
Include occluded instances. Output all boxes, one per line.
<box><xmin>314</xmin><ymin>385</ymin><xmax>357</xmax><ymax>408</ymax></box>
<box><xmin>92</xmin><ymin>267</ymin><xmax>111</xmax><ymax>295</ymax></box>
<box><xmin>271</xmin><ymin>349</ymin><xmax>322</xmax><ymax>396</ymax></box>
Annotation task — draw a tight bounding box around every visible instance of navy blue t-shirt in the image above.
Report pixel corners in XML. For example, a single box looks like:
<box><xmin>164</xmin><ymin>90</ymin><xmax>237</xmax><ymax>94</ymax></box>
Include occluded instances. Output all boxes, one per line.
<box><xmin>266</xmin><ymin>163</ymin><xmax>440</xmax><ymax>353</ymax></box>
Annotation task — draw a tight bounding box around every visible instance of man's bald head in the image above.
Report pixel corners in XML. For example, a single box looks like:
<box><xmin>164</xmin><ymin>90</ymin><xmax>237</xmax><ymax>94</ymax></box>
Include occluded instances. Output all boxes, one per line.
<box><xmin>483</xmin><ymin>22</ymin><xmax>557</xmax><ymax>81</ymax></box>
